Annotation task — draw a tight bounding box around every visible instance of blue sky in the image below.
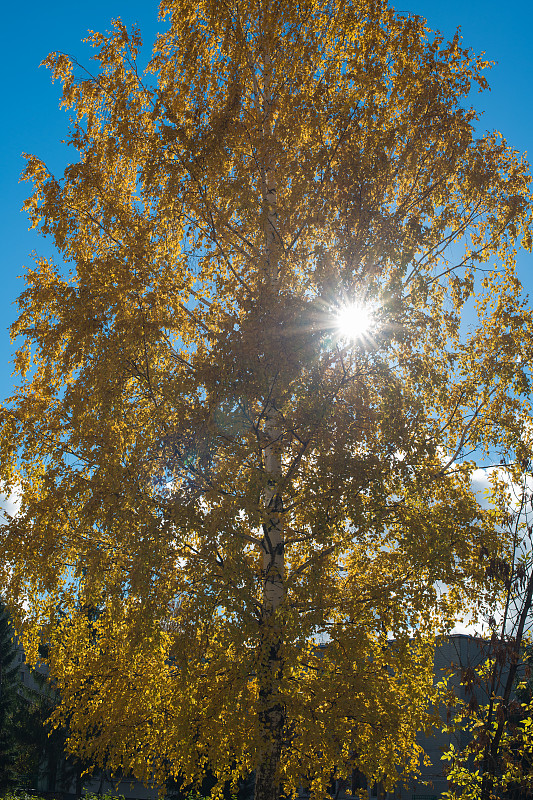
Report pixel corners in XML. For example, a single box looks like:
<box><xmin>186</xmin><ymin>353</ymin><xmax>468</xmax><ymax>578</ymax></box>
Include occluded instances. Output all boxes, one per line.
<box><xmin>1</xmin><ymin>0</ymin><xmax>532</xmax><ymax>403</ymax></box>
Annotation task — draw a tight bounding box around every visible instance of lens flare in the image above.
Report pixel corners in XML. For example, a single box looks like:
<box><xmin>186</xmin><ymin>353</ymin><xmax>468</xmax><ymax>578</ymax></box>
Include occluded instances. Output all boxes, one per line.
<box><xmin>334</xmin><ymin>303</ymin><xmax>373</xmax><ymax>341</ymax></box>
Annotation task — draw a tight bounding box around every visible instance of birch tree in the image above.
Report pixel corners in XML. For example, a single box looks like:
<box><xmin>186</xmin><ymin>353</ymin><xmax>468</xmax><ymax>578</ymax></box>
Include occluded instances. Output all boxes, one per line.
<box><xmin>443</xmin><ymin>464</ymin><xmax>533</xmax><ymax>800</ymax></box>
<box><xmin>1</xmin><ymin>2</ymin><xmax>533</xmax><ymax>799</ymax></box>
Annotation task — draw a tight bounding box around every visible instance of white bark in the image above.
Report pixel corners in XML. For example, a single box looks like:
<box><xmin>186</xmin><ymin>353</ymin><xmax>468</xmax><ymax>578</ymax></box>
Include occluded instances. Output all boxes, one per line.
<box><xmin>254</xmin><ymin>43</ymin><xmax>286</xmax><ymax>800</ymax></box>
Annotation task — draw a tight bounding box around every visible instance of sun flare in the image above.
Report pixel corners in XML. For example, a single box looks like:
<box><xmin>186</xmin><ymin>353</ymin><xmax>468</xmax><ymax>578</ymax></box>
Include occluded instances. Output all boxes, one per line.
<box><xmin>334</xmin><ymin>303</ymin><xmax>374</xmax><ymax>341</ymax></box>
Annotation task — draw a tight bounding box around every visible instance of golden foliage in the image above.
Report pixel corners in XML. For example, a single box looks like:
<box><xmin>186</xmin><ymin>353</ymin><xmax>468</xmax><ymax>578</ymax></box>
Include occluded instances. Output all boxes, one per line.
<box><xmin>1</xmin><ymin>1</ymin><xmax>533</xmax><ymax>798</ymax></box>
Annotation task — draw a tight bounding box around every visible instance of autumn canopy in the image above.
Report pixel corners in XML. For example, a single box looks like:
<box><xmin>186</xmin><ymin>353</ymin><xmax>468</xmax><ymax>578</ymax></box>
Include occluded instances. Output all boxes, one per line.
<box><xmin>1</xmin><ymin>0</ymin><xmax>532</xmax><ymax>798</ymax></box>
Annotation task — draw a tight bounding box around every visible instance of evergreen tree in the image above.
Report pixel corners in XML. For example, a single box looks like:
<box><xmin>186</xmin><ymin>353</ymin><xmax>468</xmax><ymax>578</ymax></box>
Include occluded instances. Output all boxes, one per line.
<box><xmin>0</xmin><ymin>602</ymin><xmax>20</xmax><ymax>791</ymax></box>
<box><xmin>13</xmin><ymin>645</ymin><xmax>96</xmax><ymax>797</ymax></box>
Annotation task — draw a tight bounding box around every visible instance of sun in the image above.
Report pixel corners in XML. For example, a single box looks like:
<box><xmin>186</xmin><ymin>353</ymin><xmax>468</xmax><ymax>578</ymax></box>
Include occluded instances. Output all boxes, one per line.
<box><xmin>334</xmin><ymin>302</ymin><xmax>374</xmax><ymax>341</ymax></box>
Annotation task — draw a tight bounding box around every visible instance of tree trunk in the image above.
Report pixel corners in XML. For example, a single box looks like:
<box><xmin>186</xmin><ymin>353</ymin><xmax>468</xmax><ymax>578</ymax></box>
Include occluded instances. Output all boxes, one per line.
<box><xmin>254</xmin><ymin>41</ymin><xmax>285</xmax><ymax>800</ymax></box>
<box><xmin>75</xmin><ymin>767</ymin><xmax>83</xmax><ymax>799</ymax></box>
<box><xmin>255</xmin><ymin>402</ymin><xmax>285</xmax><ymax>800</ymax></box>
<box><xmin>255</xmin><ymin>622</ymin><xmax>285</xmax><ymax>800</ymax></box>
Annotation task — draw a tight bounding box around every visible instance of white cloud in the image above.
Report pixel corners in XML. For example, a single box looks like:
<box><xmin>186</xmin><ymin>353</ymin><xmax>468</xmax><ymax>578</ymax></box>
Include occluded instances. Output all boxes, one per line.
<box><xmin>469</xmin><ymin>465</ymin><xmax>533</xmax><ymax>513</ymax></box>
<box><xmin>0</xmin><ymin>486</ymin><xmax>21</xmax><ymax>519</ymax></box>
<box><xmin>450</xmin><ymin>616</ymin><xmax>487</xmax><ymax>637</ymax></box>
